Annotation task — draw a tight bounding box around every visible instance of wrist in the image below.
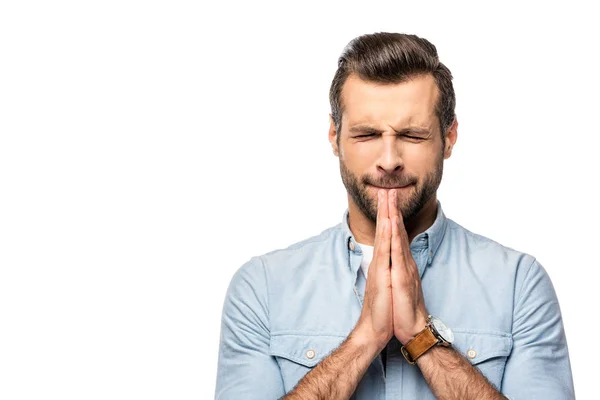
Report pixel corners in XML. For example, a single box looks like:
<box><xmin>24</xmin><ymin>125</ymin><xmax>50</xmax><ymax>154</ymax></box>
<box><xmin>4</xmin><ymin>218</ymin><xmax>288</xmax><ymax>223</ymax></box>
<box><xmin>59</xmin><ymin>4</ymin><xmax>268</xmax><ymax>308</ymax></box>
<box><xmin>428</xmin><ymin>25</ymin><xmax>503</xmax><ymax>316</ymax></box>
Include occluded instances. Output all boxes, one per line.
<box><xmin>396</xmin><ymin>315</ymin><xmax>429</xmax><ymax>344</ymax></box>
<box><xmin>349</xmin><ymin>326</ymin><xmax>388</xmax><ymax>357</ymax></box>
<box><xmin>400</xmin><ymin>315</ymin><xmax>455</xmax><ymax>365</ymax></box>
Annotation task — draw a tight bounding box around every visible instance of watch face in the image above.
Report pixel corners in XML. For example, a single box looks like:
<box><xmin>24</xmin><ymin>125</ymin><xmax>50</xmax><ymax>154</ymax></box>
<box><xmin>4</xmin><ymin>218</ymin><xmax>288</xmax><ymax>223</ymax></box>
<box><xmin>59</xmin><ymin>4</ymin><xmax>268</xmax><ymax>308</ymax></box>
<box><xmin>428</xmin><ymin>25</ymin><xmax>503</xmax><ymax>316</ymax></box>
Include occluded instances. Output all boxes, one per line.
<box><xmin>430</xmin><ymin>316</ymin><xmax>454</xmax><ymax>343</ymax></box>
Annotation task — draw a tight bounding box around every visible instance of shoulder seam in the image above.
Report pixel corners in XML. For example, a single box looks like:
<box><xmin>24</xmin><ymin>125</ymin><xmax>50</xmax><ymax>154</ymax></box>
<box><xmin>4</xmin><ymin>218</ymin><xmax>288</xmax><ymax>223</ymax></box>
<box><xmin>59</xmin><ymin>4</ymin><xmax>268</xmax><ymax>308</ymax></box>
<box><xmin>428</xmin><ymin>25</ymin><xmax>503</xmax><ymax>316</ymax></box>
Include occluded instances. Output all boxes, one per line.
<box><xmin>263</xmin><ymin>226</ymin><xmax>340</xmax><ymax>256</ymax></box>
<box><xmin>448</xmin><ymin>218</ymin><xmax>527</xmax><ymax>255</ymax></box>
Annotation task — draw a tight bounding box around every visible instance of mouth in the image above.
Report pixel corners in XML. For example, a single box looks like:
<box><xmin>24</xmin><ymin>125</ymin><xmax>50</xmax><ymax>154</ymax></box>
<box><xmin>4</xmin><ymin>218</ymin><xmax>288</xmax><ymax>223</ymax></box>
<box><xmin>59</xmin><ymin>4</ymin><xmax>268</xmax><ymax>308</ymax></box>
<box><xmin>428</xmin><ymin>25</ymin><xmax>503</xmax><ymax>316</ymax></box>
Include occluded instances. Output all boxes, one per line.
<box><xmin>368</xmin><ymin>184</ymin><xmax>413</xmax><ymax>190</ymax></box>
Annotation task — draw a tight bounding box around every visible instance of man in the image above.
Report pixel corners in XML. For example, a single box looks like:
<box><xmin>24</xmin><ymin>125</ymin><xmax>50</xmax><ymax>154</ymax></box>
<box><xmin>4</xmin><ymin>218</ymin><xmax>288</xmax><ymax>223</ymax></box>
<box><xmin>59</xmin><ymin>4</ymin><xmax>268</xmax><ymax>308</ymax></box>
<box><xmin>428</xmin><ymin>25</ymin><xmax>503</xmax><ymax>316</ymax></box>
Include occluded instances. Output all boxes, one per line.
<box><xmin>214</xmin><ymin>32</ymin><xmax>575</xmax><ymax>399</ymax></box>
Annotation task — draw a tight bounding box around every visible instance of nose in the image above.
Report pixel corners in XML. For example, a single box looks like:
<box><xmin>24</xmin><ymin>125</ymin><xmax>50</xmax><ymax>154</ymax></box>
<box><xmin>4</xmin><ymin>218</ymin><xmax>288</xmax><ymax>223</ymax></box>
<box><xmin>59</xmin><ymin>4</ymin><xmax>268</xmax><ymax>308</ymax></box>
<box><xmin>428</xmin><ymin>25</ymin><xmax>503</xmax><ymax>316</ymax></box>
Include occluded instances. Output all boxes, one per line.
<box><xmin>377</xmin><ymin>137</ymin><xmax>403</xmax><ymax>175</ymax></box>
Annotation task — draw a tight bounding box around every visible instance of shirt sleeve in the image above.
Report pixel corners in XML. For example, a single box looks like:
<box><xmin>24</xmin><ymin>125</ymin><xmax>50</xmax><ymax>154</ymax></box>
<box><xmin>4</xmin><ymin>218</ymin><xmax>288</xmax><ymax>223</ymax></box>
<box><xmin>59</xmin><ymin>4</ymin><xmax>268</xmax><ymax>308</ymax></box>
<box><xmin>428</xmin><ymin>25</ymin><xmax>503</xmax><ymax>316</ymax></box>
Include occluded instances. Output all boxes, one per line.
<box><xmin>501</xmin><ymin>258</ymin><xmax>575</xmax><ymax>399</ymax></box>
<box><xmin>214</xmin><ymin>256</ymin><xmax>285</xmax><ymax>400</ymax></box>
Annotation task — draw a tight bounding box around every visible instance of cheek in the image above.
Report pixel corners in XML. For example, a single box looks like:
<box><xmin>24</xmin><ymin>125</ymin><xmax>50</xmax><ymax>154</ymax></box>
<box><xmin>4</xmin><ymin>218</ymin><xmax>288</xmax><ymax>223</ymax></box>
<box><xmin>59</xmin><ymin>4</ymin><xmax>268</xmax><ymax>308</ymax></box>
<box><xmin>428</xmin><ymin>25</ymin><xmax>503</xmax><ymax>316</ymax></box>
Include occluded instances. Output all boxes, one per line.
<box><xmin>403</xmin><ymin>144</ymin><xmax>433</xmax><ymax>159</ymax></box>
<box><xmin>343</xmin><ymin>149</ymin><xmax>374</xmax><ymax>173</ymax></box>
<box><xmin>404</xmin><ymin>147</ymin><xmax>439</xmax><ymax>170</ymax></box>
<box><xmin>351</xmin><ymin>146</ymin><xmax>377</xmax><ymax>165</ymax></box>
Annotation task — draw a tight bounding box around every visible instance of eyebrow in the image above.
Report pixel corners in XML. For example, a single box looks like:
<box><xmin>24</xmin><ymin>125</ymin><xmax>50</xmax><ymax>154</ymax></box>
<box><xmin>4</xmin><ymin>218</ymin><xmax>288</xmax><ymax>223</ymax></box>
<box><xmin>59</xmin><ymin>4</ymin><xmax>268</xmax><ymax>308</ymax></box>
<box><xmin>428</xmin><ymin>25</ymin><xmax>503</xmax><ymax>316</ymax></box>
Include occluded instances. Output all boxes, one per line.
<box><xmin>348</xmin><ymin>124</ymin><xmax>431</xmax><ymax>135</ymax></box>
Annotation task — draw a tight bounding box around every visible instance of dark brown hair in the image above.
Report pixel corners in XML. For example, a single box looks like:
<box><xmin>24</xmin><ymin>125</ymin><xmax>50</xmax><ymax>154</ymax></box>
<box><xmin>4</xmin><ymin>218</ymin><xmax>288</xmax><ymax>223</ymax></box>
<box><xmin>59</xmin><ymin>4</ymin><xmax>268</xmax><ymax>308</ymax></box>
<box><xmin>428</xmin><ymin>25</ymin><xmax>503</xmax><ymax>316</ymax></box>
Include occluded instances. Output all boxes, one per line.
<box><xmin>329</xmin><ymin>32</ymin><xmax>456</xmax><ymax>146</ymax></box>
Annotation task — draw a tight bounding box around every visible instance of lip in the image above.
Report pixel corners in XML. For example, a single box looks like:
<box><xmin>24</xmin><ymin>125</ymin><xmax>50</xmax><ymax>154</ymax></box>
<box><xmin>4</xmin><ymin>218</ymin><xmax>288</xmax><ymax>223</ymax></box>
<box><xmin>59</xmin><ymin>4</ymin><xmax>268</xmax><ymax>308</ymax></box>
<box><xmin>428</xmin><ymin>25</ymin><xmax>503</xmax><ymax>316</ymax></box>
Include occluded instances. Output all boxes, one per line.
<box><xmin>369</xmin><ymin>184</ymin><xmax>413</xmax><ymax>190</ymax></box>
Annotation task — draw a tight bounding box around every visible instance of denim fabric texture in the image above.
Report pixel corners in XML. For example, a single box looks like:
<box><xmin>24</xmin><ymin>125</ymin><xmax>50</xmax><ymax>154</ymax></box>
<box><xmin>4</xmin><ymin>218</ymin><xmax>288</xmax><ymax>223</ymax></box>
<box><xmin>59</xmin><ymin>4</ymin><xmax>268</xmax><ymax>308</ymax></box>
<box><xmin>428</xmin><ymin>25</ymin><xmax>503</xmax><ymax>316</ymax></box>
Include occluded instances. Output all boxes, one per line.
<box><xmin>215</xmin><ymin>200</ymin><xmax>575</xmax><ymax>399</ymax></box>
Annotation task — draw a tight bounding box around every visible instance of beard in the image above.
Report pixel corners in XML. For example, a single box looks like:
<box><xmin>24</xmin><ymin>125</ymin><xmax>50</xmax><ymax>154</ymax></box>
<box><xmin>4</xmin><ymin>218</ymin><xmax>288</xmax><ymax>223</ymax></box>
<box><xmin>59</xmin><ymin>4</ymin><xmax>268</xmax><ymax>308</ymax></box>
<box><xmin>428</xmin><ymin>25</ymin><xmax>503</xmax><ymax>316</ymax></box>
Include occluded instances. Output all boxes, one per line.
<box><xmin>339</xmin><ymin>152</ymin><xmax>443</xmax><ymax>224</ymax></box>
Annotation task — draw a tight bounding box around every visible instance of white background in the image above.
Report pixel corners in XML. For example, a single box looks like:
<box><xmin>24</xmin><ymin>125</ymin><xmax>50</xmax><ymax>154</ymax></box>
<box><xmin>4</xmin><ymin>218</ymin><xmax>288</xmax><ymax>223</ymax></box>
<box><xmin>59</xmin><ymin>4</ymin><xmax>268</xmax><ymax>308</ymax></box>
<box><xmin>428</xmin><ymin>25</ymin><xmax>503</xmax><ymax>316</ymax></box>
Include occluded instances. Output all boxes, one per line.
<box><xmin>1</xmin><ymin>0</ymin><xmax>597</xmax><ymax>399</ymax></box>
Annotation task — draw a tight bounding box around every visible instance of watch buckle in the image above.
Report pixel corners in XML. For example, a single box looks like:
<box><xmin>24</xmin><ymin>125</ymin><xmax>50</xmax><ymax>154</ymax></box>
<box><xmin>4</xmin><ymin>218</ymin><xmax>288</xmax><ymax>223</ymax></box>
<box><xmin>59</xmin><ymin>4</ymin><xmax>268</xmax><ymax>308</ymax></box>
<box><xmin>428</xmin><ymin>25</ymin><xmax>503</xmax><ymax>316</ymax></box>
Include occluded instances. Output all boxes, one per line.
<box><xmin>400</xmin><ymin>345</ymin><xmax>416</xmax><ymax>365</ymax></box>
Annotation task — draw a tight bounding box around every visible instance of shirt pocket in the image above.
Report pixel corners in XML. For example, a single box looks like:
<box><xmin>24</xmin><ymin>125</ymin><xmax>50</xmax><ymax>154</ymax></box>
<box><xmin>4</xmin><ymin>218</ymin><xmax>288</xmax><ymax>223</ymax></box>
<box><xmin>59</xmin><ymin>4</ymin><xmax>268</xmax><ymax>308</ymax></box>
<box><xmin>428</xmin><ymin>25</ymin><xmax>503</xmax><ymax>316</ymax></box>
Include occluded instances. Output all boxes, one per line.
<box><xmin>269</xmin><ymin>334</ymin><xmax>346</xmax><ymax>393</ymax></box>
<box><xmin>451</xmin><ymin>329</ymin><xmax>513</xmax><ymax>389</ymax></box>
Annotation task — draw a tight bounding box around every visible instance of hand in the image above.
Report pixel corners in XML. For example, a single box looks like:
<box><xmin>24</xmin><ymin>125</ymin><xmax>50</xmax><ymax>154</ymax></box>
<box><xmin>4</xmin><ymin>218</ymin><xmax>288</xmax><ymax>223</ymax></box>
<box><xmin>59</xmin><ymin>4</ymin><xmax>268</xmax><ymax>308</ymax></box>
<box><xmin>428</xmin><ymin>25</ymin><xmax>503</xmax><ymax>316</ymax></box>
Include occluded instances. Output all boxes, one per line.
<box><xmin>352</xmin><ymin>189</ymin><xmax>394</xmax><ymax>353</ymax></box>
<box><xmin>388</xmin><ymin>189</ymin><xmax>429</xmax><ymax>344</ymax></box>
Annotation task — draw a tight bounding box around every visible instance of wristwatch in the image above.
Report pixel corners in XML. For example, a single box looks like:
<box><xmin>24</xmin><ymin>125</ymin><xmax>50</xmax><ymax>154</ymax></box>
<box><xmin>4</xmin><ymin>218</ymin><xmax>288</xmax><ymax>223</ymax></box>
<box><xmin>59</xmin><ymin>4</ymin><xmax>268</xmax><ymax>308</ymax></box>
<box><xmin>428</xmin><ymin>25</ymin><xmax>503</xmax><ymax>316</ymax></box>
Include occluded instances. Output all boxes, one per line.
<box><xmin>400</xmin><ymin>315</ymin><xmax>454</xmax><ymax>364</ymax></box>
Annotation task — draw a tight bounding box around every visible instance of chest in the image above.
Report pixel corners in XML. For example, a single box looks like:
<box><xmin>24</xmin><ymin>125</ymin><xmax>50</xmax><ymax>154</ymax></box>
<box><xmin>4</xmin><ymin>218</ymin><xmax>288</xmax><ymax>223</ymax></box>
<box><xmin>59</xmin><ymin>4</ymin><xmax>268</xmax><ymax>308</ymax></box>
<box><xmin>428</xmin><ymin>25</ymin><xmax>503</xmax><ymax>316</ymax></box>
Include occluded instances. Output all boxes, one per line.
<box><xmin>266</xmin><ymin>258</ymin><xmax>515</xmax><ymax>397</ymax></box>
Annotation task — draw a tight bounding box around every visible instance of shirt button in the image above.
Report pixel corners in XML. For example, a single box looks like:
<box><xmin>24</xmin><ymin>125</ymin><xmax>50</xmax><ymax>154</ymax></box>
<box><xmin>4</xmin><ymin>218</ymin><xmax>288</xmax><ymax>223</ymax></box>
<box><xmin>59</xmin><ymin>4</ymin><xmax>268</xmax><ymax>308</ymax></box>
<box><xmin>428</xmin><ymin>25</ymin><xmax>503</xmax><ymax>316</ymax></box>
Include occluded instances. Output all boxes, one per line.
<box><xmin>306</xmin><ymin>349</ymin><xmax>316</xmax><ymax>359</ymax></box>
<box><xmin>429</xmin><ymin>250</ymin><xmax>433</xmax><ymax>258</ymax></box>
<box><xmin>349</xmin><ymin>241</ymin><xmax>355</xmax><ymax>251</ymax></box>
<box><xmin>467</xmin><ymin>349</ymin><xmax>477</xmax><ymax>359</ymax></box>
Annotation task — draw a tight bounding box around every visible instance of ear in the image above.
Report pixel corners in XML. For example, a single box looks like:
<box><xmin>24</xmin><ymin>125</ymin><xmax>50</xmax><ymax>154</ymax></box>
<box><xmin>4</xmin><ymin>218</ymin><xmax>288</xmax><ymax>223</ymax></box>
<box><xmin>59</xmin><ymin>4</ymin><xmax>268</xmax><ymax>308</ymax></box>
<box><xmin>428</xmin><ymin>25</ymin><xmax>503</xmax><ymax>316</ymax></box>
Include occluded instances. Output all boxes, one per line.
<box><xmin>328</xmin><ymin>114</ymin><xmax>339</xmax><ymax>157</ymax></box>
<box><xmin>443</xmin><ymin>117</ymin><xmax>458</xmax><ymax>160</ymax></box>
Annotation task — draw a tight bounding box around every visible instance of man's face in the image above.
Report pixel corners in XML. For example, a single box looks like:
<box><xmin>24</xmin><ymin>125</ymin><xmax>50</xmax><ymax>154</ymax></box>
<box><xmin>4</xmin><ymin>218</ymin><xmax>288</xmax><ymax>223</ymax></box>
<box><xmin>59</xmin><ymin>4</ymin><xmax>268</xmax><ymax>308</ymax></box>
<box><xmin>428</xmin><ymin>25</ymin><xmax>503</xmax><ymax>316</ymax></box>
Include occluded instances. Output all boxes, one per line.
<box><xmin>330</xmin><ymin>73</ymin><xmax>452</xmax><ymax>223</ymax></box>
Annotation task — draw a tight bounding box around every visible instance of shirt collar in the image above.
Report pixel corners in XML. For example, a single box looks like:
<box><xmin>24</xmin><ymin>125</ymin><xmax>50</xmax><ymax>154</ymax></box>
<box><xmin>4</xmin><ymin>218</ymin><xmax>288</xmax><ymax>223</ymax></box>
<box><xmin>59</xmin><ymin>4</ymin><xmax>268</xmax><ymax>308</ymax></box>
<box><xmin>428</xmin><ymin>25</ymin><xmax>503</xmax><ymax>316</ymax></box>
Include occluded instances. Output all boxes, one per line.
<box><xmin>340</xmin><ymin>199</ymin><xmax>448</xmax><ymax>277</ymax></box>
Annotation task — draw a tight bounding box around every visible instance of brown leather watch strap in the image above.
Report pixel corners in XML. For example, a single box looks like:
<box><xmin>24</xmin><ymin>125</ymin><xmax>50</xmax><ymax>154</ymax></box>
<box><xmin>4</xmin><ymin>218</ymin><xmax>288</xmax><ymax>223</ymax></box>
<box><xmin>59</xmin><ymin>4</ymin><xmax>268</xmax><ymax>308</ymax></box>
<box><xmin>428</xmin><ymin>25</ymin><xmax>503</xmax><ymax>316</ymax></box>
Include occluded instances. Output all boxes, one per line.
<box><xmin>400</xmin><ymin>326</ymin><xmax>438</xmax><ymax>364</ymax></box>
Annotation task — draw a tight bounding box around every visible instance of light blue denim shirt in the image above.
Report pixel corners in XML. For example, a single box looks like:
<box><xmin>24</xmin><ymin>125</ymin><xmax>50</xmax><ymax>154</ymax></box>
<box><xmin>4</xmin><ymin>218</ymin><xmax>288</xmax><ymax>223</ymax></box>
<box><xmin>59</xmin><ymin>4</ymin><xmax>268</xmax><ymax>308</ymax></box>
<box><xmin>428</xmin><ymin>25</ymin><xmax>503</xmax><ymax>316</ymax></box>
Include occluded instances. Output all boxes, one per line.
<box><xmin>215</xmin><ymin>200</ymin><xmax>574</xmax><ymax>399</ymax></box>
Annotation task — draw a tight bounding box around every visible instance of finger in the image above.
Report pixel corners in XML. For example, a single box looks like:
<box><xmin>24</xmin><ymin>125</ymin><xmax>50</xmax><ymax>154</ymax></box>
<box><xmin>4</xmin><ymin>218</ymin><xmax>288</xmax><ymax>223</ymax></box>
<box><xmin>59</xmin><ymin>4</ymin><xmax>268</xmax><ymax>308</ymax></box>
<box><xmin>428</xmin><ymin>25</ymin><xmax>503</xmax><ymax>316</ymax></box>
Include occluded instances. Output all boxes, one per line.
<box><xmin>373</xmin><ymin>189</ymin><xmax>388</xmax><ymax>248</ymax></box>
<box><xmin>388</xmin><ymin>189</ymin><xmax>398</xmax><ymax>221</ymax></box>
<box><xmin>379</xmin><ymin>188</ymin><xmax>389</xmax><ymax>219</ymax></box>
<box><xmin>391</xmin><ymin>215</ymin><xmax>403</xmax><ymax>268</ymax></box>
<box><xmin>377</xmin><ymin>189</ymin><xmax>384</xmax><ymax>220</ymax></box>
<box><xmin>393</xmin><ymin>198</ymin><xmax>412</xmax><ymax>251</ymax></box>
<box><xmin>395</xmin><ymin>212</ymin><xmax>411</xmax><ymax>251</ymax></box>
<box><xmin>373</xmin><ymin>190</ymin><xmax>384</xmax><ymax>255</ymax></box>
<box><xmin>375</xmin><ymin>217</ymin><xmax>391</xmax><ymax>268</ymax></box>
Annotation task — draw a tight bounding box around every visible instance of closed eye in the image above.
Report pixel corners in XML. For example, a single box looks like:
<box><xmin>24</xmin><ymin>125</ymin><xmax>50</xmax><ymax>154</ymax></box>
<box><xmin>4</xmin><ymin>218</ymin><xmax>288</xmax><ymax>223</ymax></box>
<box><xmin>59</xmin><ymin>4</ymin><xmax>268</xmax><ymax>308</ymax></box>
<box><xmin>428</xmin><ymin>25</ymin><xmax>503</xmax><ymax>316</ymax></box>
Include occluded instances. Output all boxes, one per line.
<box><xmin>355</xmin><ymin>134</ymin><xmax>424</xmax><ymax>140</ymax></box>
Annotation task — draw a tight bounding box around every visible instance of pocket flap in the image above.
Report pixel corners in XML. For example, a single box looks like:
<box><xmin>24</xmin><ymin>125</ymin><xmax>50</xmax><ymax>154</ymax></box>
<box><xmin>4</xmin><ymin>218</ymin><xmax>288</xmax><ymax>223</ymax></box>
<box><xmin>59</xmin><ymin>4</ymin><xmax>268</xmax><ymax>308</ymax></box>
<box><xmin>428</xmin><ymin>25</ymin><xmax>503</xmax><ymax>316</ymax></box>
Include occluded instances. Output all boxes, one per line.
<box><xmin>270</xmin><ymin>334</ymin><xmax>346</xmax><ymax>368</ymax></box>
<box><xmin>451</xmin><ymin>330</ymin><xmax>513</xmax><ymax>364</ymax></box>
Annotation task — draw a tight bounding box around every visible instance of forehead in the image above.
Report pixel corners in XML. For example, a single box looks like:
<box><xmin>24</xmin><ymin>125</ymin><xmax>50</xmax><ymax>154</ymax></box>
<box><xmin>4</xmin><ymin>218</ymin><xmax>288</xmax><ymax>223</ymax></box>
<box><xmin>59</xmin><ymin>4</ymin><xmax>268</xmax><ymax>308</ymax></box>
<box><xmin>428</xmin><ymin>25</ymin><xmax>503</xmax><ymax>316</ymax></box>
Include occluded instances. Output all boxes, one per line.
<box><xmin>340</xmin><ymin>73</ymin><xmax>439</xmax><ymax>129</ymax></box>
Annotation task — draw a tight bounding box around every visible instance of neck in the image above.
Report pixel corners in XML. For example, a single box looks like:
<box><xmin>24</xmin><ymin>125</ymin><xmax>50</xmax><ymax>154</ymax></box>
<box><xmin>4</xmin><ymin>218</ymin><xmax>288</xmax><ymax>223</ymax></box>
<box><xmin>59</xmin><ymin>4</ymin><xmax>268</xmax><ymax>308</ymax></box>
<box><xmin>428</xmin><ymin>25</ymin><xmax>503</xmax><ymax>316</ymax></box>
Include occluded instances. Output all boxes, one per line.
<box><xmin>347</xmin><ymin>194</ymin><xmax>438</xmax><ymax>247</ymax></box>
